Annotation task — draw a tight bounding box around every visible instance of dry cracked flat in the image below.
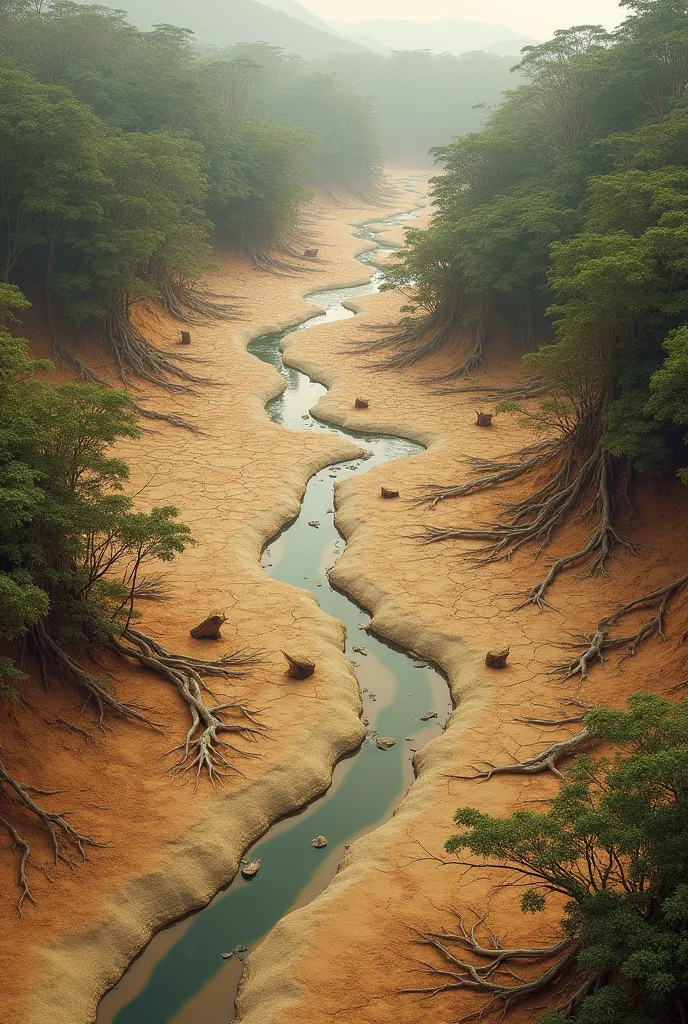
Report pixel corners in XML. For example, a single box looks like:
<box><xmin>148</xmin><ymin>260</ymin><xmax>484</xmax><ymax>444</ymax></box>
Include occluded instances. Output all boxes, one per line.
<box><xmin>0</xmin><ymin>172</ymin><xmax>427</xmax><ymax>1024</ymax></box>
<box><xmin>234</xmin><ymin>256</ymin><xmax>688</xmax><ymax>1022</ymax></box>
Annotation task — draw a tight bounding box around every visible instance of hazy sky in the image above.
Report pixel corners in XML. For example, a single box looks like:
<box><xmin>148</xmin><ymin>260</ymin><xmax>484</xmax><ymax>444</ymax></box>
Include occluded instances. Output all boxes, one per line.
<box><xmin>300</xmin><ymin>0</ymin><xmax>627</xmax><ymax>38</ymax></box>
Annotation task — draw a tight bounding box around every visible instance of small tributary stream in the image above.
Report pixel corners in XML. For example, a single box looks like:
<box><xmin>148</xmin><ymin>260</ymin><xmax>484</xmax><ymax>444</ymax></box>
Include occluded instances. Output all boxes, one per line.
<box><xmin>97</xmin><ymin>180</ymin><xmax>449</xmax><ymax>1024</ymax></box>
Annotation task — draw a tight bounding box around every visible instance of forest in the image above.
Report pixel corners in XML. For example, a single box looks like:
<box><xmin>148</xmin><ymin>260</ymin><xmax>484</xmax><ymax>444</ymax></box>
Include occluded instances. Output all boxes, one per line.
<box><xmin>0</xmin><ymin>0</ymin><xmax>385</xmax><ymax>893</ymax></box>
<box><xmin>365</xmin><ymin>0</ymin><xmax>688</xmax><ymax>1020</ymax></box>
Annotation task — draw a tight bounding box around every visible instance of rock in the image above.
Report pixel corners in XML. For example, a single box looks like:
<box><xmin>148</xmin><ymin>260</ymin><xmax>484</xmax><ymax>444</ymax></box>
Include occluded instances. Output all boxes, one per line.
<box><xmin>180</xmin><ymin>330</ymin><xmax>191</xmax><ymax>345</ymax></box>
<box><xmin>221</xmin><ymin>952</ymin><xmax>234</xmax><ymax>960</ymax></box>
<box><xmin>311</xmin><ymin>835</ymin><xmax>328</xmax><ymax>848</ymax></box>
<box><xmin>355</xmin><ymin>397</ymin><xmax>369</xmax><ymax>409</ymax></box>
<box><xmin>376</xmin><ymin>737</ymin><xmax>397</xmax><ymax>750</ymax></box>
<box><xmin>420</xmin><ymin>711</ymin><xmax>438</xmax><ymax>722</ymax></box>
<box><xmin>362</xmin><ymin>717</ymin><xmax>369</xmax><ymax>726</ymax></box>
<box><xmin>241</xmin><ymin>859</ymin><xmax>260</xmax><ymax>880</ymax></box>
<box><xmin>283</xmin><ymin>651</ymin><xmax>315</xmax><ymax>680</ymax></box>
<box><xmin>485</xmin><ymin>647</ymin><xmax>510</xmax><ymax>669</ymax></box>
<box><xmin>476</xmin><ymin>411</ymin><xmax>493</xmax><ymax>427</ymax></box>
<box><xmin>352</xmin><ymin>645</ymin><xmax>367</xmax><ymax>655</ymax></box>
<box><xmin>405</xmin><ymin>736</ymin><xmax>413</xmax><ymax>741</ymax></box>
<box><xmin>414</xmin><ymin>661</ymin><xmax>430</xmax><ymax>669</ymax></box>
<box><xmin>190</xmin><ymin>613</ymin><xmax>226</xmax><ymax>640</ymax></box>
<box><xmin>233</xmin><ymin>944</ymin><xmax>248</xmax><ymax>955</ymax></box>
<box><xmin>381</xmin><ymin>487</ymin><xmax>400</xmax><ymax>499</ymax></box>
<box><xmin>308</xmin><ymin>520</ymin><xmax>320</xmax><ymax>528</ymax></box>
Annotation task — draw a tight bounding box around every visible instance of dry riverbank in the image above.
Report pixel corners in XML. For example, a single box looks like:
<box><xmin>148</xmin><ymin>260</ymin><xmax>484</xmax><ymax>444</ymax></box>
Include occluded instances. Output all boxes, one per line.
<box><xmin>235</xmin><ymin>267</ymin><xmax>688</xmax><ymax>1022</ymax></box>
<box><xmin>0</xmin><ymin>172</ymin><xmax>430</xmax><ymax>1024</ymax></box>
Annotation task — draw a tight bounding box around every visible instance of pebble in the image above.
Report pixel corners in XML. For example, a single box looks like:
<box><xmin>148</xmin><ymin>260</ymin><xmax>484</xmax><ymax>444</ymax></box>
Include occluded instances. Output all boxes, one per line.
<box><xmin>376</xmin><ymin>737</ymin><xmax>397</xmax><ymax>750</ymax></box>
<box><xmin>352</xmin><ymin>645</ymin><xmax>367</xmax><ymax>656</ymax></box>
<box><xmin>241</xmin><ymin>859</ymin><xmax>260</xmax><ymax>880</ymax></box>
<box><xmin>308</xmin><ymin>520</ymin><xmax>320</xmax><ymax>528</ymax></box>
<box><xmin>311</xmin><ymin>835</ymin><xmax>328</xmax><ymax>848</ymax></box>
<box><xmin>420</xmin><ymin>711</ymin><xmax>438</xmax><ymax>721</ymax></box>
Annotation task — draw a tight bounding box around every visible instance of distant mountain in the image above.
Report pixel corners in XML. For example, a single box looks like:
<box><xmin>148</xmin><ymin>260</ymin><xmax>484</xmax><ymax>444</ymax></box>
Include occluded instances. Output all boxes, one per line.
<box><xmin>328</xmin><ymin>18</ymin><xmax>534</xmax><ymax>56</ymax></box>
<box><xmin>258</xmin><ymin>0</ymin><xmax>334</xmax><ymax>31</ymax></box>
<box><xmin>113</xmin><ymin>0</ymin><xmax>367</xmax><ymax>57</ymax></box>
<box><xmin>484</xmin><ymin>37</ymin><xmax>539</xmax><ymax>56</ymax></box>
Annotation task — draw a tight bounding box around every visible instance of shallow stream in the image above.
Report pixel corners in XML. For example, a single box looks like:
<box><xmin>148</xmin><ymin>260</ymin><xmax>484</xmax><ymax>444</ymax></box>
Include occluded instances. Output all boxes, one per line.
<box><xmin>96</xmin><ymin>181</ymin><xmax>448</xmax><ymax>1024</ymax></box>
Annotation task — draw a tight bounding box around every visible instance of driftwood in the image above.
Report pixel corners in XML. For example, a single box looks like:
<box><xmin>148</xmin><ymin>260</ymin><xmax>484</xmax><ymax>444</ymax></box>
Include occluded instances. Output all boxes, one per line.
<box><xmin>355</xmin><ymin>398</ymin><xmax>369</xmax><ymax>409</ymax></box>
<box><xmin>485</xmin><ymin>647</ymin><xmax>509</xmax><ymax>669</ymax></box>
<box><xmin>180</xmin><ymin>331</ymin><xmax>191</xmax><ymax>345</ymax></box>
<box><xmin>475</xmin><ymin>411</ymin><xmax>493</xmax><ymax>427</ymax></box>
<box><xmin>190</xmin><ymin>614</ymin><xmax>227</xmax><ymax>640</ymax></box>
<box><xmin>381</xmin><ymin>487</ymin><xmax>400</xmax><ymax>499</ymax></box>
<box><xmin>283</xmin><ymin>651</ymin><xmax>315</xmax><ymax>680</ymax></box>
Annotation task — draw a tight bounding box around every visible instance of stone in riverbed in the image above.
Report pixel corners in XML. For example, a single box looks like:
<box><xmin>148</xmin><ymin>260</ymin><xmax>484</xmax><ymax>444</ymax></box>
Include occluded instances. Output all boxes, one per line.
<box><xmin>376</xmin><ymin>737</ymin><xmax>397</xmax><ymax>750</ymax></box>
<box><xmin>308</xmin><ymin>520</ymin><xmax>320</xmax><ymax>528</ymax></box>
<box><xmin>420</xmin><ymin>711</ymin><xmax>438</xmax><ymax>722</ymax></box>
<box><xmin>241</xmin><ymin>859</ymin><xmax>260</xmax><ymax>880</ymax></box>
<box><xmin>311</xmin><ymin>836</ymin><xmax>328</xmax><ymax>848</ymax></box>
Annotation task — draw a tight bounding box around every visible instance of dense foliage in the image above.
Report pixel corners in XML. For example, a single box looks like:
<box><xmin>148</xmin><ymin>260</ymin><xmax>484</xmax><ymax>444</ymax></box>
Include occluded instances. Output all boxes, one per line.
<box><xmin>443</xmin><ymin>693</ymin><xmax>688</xmax><ymax>1023</ymax></box>
<box><xmin>372</xmin><ymin>0</ymin><xmax>688</xmax><ymax>647</ymax></box>
<box><xmin>0</xmin><ymin>2</ymin><xmax>385</xmax><ymax>401</ymax></box>
<box><xmin>199</xmin><ymin>42</ymin><xmax>386</xmax><ymax>198</ymax></box>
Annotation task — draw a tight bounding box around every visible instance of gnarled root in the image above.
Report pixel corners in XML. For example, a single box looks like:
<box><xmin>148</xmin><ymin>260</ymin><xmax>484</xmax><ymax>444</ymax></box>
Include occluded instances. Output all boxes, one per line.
<box><xmin>434</xmin><ymin>377</ymin><xmax>551</xmax><ymax>400</ymax></box>
<box><xmin>0</xmin><ymin>761</ymin><xmax>100</xmax><ymax>915</ymax></box>
<box><xmin>424</xmin><ymin>444</ymin><xmax>635</xmax><ymax>610</ymax></box>
<box><xmin>112</xmin><ymin>628</ymin><xmax>264</xmax><ymax>789</ymax></box>
<box><xmin>351</xmin><ymin>305</ymin><xmax>464</xmax><ymax>370</ymax></box>
<box><xmin>401</xmin><ymin>910</ymin><xmax>580</xmax><ymax>1022</ymax></box>
<box><xmin>417</xmin><ymin>439</ymin><xmax>560</xmax><ymax>509</ymax></box>
<box><xmin>49</xmin><ymin>335</ymin><xmax>202</xmax><ymax>434</ymax></box>
<box><xmin>102</xmin><ymin>307</ymin><xmax>217</xmax><ymax>394</ymax></box>
<box><xmin>425</xmin><ymin>321</ymin><xmax>487</xmax><ymax>382</ymax></box>
<box><xmin>156</xmin><ymin>274</ymin><xmax>235</xmax><ymax>325</ymax></box>
<box><xmin>556</xmin><ymin>571</ymin><xmax>688</xmax><ymax>681</ymax></box>
<box><xmin>449</xmin><ymin>729</ymin><xmax>591</xmax><ymax>782</ymax></box>
<box><xmin>31</xmin><ymin>620</ymin><xmax>157</xmax><ymax>729</ymax></box>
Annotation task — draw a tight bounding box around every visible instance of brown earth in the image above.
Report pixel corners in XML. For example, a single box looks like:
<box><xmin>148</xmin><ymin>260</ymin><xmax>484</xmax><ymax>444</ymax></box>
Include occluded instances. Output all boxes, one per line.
<box><xmin>0</xmin><ymin>172</ymin><xmax>430</xmax><ymax>1024</ymax></box>
<box><xmin>235</xmin><ymin>244</ymin><xmax>688</xmax><ymax>1021</ymax></box>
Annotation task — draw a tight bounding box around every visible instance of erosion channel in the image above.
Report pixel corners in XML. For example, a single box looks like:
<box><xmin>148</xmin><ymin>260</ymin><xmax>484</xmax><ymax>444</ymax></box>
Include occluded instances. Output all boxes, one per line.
<box><xmin>97</xmin><ymin>183</ymin><xmax>449</xmax><ymax>1024</ymax></box>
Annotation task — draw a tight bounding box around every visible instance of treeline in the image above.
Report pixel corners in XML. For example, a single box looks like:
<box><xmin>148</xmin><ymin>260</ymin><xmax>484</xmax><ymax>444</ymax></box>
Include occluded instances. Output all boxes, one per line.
<box><xmin>367</xmin><ymin>0</ymin><xmax>688</xmax><ymax>642</ymax></box>
<box><xmin>313</xmin><ymin>49</ymin><xmax>519</xmax><ymax>167</ymax></box>
<box><xmin>0</xmin><ymin>1</ymin><xmax>384</xmax><ymax>411</ymax></box>
<box><xmin>197</xmin><ymin>42</ymin><xmax>386</xmax><ymax>197</ymax></box>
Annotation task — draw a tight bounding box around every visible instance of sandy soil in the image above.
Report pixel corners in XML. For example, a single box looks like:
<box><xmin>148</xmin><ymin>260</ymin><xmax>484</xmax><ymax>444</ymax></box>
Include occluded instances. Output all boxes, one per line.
<box><xmin>0</xmin><ymin>172</ymin><xmax>429</xmax><ymax>1024</ymax></box>
<box><xmin>234</xmin><ymin>250</ymin><xmax>688</xmax><ymax>1020</ymax></box>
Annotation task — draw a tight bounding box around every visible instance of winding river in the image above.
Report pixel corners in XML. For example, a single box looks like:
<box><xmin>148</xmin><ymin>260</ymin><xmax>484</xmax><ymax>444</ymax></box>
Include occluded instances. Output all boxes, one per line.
<box><xmin>96</xmin><ymin>180</ymin><xmax>449</xmax><ymax>1024</ymax></box>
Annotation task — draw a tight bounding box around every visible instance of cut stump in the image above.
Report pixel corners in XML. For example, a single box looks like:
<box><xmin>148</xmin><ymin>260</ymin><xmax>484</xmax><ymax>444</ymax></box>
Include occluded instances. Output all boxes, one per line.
<box><xmin>190</xmin><ymin>613</ymin><xmax>226</xmax><ymax>639</ymax></box>
<box><xmin>355</xmin><ymin>398</ymin><xmax>369</xmax><ymax>409</ymax></box>
<box><xmin>381</xmin><ymin>487</ymin><xmax>400</xmax><ymax>499</ymax></box>
<box><xmin>475</xmin><ymin>411</ymin><xmax>493</xmax><ymax>427</ymax></box>
<box><xmin>304</xmin><ymin>248</ymin><xmax>319</xmax><ymax>259</ymax></box>
<box><xmin>485</xmin><ymin>647</ymin><xmax>510</xmax><ymax>669</ymax></box>
<box><xmin>180</xmin><ymin>330</ymin><xmax>192</xmax><ymax>346</ymax></box>
<box><xmin>283</xmin><ymin>651</ymin><xmax>315</xmax><ymax>680</ymax></box>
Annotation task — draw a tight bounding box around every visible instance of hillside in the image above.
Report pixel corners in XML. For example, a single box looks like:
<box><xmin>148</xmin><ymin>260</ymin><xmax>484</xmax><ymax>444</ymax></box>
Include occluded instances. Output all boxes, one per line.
<box><xmin>110</xmin><ymin>0</ymin><xmax>367</xmax><ymax>56</ymax></box>
<box><xmin>328</xmin><ymin>17</ymin><xmax>533</xmax><ymax>55</ymax></box>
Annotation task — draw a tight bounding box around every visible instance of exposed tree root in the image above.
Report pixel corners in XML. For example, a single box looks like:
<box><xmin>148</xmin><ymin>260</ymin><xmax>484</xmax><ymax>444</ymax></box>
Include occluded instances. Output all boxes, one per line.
<box><xmin>449</xmin><ymin>729</ymin><xmax>592</xmax><ymax>782</ymax></box>
<box><xmin>556</xmin><ymin>571</ymin><xmax>688</xmax><ymax>681</ymax></box>
<box><xmin>417</xmin><ymin>439</ymin><xmax>559</xmax><ymax>509</ymax></box>
<box><xmin>352</xmin><ymin>306</ymin><xmax>465</xmax><ymax>370</ymax></box>
<box><xmin>31</xmin><ymin>620</ymin><xmax>157</xmax><ymax>729</ymax></box>
<box><xmin>433</xmin><ymin>377</ymin><xmax>551</xmax><ymax>400</ymax></box>
<box><xmin>156</xmin><ymin>274</ymin><xmax>235</xmax><ymax>325</ymax></box>
<box><xmin>0</xmin><ymin>760</ymin><xmax>101</xmax><ymax>914</ymax></box>
<box><xmin>425</xmin><ymin>321</ymin><xmax>486</xmax><ymax>382</ymax></box>
<box><xmin>423</xmin><ymin>440</ymin><xmax>635</xmax><ymax>610</ymax></box>
<box><xmin>112</xmin><ymin>628</ymin><xmax>265</xmax><ymax>790</ymax></box>
<box><xmin>401</xmin><ymin>910</ymin><xmax>580</xmax><ymax>1022</ymax></box>
<box><xmin>49</xmin><ymin>335</ymin><xmax>202</xmax><ymax>434</ymax></box>
<box><xmin>102</xmin><ymin>307</ymin><xmax>216</xmax><ymax>393</ymax></box>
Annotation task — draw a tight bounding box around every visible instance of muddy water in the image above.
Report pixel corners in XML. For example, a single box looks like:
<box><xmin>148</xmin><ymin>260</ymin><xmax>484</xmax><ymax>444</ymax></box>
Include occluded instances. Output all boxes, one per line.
<box><xmin>96</xmin><ymin>184</ymin><xmax>449</xmax><ymax>1024</ymax></box>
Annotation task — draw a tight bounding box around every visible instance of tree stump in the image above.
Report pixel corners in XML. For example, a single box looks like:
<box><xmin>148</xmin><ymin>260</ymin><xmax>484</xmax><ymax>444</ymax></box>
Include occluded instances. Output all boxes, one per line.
<box><xmin>180</xmin><ymin>330</ymin><xmax>192</xmax><ymax>346</ymax></box>
<box><xmin>476</xmin><ymin>411</ymin><xmax>493</xmax><ymax>427</ymax></box>
<box><xmin>355</xmin><ymin>398</ymin><xmax>369</xmax><ymax>409</ymax></box>
<box><xmin>485</xmin><ymin>647</ymin><xmax>510</xmax><ymax>669</ymax></box>
<box><xmin>190</xmin><ymin>613</ymin><xmax>226</xmax><ymax>639</ymax></box>
<box><xmin>304</xmin><ymin>248</ymin><xmax>319</xmax><ymax>259</ymax></box>
<box><xmin>381</xmin><ymin>487</ymin><xmax>400</xmax><ymax>499</ymax></box>
<box><xmin>283</xmin><ymin>651</ymin><xmax>315</xmax><ymax>679</ymax></box>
